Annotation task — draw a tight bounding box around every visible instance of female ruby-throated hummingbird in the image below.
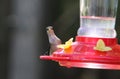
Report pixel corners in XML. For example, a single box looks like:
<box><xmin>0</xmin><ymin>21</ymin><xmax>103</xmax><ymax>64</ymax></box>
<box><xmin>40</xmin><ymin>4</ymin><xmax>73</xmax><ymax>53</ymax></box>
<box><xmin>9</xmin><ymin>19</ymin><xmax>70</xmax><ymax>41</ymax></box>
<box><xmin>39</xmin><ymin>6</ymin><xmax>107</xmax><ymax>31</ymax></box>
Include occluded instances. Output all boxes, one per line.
<box><xmin>46</xmin><ymin>26</ymin><xmax>62</xmax><ymax>55</ymax></box>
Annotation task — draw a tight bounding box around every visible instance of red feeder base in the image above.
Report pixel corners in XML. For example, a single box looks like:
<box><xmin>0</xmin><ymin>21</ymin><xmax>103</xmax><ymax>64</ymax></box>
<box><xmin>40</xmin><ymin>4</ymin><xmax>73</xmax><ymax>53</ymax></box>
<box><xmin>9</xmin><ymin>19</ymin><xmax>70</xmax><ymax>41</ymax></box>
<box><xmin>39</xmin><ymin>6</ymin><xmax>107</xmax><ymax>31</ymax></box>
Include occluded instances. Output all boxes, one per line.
<box><xmin>40</xmin><ymin>36</ymin><xmax>120</xmax><ymax>70</ymax></box>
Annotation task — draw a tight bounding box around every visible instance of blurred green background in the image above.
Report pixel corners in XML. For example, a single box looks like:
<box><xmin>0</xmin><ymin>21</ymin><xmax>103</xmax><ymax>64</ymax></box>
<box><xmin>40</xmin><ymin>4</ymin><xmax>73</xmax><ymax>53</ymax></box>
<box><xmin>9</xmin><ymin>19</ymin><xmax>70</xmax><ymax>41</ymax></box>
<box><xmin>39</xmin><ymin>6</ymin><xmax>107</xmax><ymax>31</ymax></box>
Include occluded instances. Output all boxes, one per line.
<box><xmin>1</xmin><ymin>0</ymin><xmax>120</xmax><ymax>79</ymax></box>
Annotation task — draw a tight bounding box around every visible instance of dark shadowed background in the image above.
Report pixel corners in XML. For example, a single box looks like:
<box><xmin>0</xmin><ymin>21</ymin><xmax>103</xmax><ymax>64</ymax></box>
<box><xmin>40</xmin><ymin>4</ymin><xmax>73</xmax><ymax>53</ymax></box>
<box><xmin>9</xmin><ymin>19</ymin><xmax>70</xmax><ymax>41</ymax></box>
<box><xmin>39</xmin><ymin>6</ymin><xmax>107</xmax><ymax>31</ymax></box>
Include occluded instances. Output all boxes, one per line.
<box><xmin>1</xmin><ymin>0</ymin><xmax>120</xmax><ymax>79</ymax></box>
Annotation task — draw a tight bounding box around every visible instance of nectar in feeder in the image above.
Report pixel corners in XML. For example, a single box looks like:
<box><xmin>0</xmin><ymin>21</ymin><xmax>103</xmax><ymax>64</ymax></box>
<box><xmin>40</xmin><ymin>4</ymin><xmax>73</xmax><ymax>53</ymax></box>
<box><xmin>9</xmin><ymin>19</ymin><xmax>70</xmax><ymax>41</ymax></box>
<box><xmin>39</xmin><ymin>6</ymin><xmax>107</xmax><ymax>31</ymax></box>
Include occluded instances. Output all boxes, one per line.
<box><xmin>78</xmin><ymin>0</ymin><xmax>117</xmax><ymax>38</ymax></box>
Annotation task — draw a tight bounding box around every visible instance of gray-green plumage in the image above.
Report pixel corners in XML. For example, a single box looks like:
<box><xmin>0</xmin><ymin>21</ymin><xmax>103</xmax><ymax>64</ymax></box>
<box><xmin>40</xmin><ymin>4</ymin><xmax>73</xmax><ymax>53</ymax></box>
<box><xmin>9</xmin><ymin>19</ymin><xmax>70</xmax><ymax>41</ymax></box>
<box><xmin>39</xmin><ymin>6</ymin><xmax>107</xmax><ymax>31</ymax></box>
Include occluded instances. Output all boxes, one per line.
<box><xmin>46</xmin><ymin>26</ymin><xmax>62</xmax><ymax>55</ymax></box>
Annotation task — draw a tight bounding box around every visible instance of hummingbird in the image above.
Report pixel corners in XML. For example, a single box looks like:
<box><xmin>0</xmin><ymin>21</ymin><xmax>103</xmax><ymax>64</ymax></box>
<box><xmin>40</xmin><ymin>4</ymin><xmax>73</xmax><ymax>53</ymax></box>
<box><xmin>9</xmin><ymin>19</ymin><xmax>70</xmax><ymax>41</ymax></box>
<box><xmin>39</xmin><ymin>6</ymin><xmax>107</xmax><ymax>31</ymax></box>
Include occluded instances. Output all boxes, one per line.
<box><xmin>46</xmin><ymin>26</ymin><xmax>62</xmax><ymax>55</ymax></box>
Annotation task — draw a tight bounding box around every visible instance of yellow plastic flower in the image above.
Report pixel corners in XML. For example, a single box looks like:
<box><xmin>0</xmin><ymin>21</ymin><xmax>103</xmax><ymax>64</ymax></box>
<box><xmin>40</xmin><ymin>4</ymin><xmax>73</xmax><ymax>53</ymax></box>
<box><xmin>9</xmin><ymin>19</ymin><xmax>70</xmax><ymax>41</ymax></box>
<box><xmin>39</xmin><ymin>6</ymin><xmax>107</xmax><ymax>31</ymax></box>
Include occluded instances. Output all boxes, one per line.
<box><xmin>94</xmin><ymin>39</ymin><xmax>112</xmax><ymax>51</ymax></box>
<box><xmin>57</xmin><ymin>38</ymin><xmax>73</xmax><ymax>49</ymax></box>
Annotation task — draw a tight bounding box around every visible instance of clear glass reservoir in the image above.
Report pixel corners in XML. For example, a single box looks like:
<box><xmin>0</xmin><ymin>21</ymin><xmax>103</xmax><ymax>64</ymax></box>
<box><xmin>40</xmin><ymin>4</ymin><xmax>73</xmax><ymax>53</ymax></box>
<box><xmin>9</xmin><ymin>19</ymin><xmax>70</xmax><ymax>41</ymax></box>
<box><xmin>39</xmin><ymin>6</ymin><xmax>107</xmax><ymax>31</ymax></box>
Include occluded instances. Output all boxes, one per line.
<box><xmin>78</xmin><ymin>0</ymin><xmax>118</xmax><ymax>38</ymax></box>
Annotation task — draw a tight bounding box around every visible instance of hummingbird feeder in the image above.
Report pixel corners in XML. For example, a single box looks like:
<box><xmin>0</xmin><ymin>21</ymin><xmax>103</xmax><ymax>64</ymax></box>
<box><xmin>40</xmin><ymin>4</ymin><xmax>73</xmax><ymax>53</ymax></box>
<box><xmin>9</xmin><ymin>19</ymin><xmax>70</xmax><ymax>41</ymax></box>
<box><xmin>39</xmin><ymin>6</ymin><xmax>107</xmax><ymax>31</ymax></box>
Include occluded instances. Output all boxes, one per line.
<box><xmin>40</xmin><ymin>0</ymin><xmax>120</xmax><ymax>70</ymax></box>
